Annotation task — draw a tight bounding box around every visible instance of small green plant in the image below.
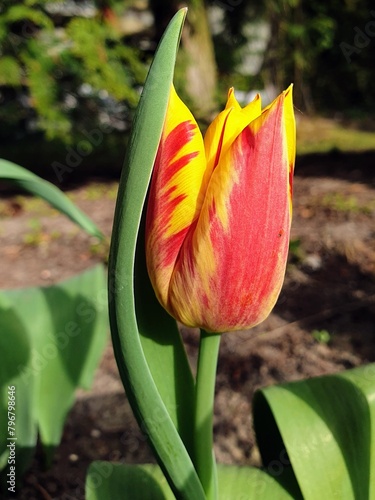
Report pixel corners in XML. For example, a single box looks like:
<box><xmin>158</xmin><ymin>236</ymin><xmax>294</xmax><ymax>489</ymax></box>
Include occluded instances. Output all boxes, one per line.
<box><xmin>89</xmin><ymin>237</ymin><xmax>110</xmax><ymax>262</ymax></box>
<box><xmin>83</xmin><ymin>182</ymin><xmax>118</xmax><ymax>201</ymax></box>
<box><xmin>321</xmin><ymin>192</ymin><xmax>374</xmax><ymax>215</ymax></box>
<box><xmin>312</xmin><ymin>329</ymin><xmax>331</xmax><ymax>344</ymax></box>
<box><xmin>23</xmin><ymin>218</ymin><xmax>44</xmax><ymax>246</ymax></box>
<box><xmin>289</xmin><ymin>237</ymin><xmax>304</xmax><ymax>263</ymax></box>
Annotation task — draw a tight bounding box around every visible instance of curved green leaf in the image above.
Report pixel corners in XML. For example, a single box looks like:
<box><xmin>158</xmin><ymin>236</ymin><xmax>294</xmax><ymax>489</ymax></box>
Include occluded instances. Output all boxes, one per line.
<box><xmin>86</xmin><ymin>462</ymin><xmax>294</xmax><ymax>500</ymax></box>
<box><xmin>217</xmin><ymin>465</ymin><xmax>293</xmax><ymax>499</ymax></box>
<box><xmin>108</xmin><ymin>8</ymin><xmax>204</xmax><ymax>500</ymax></box>
<box><xmin>0</xmin><ymin>158</ymin><xmax>103</xmax><ymax>239</ymax></box>
<box><xmin>254</xmin><ymin>363</ymin><xmax>375</xmax><ymax>500</ymax></box>
<box><xmin>0</xmin><ymin>298</ymin><xmax>34</xmax><ymax>479</ymax></box>
<box><xmin>86</xmin><ymin>462</ymin><xmax>175</xmax><ymax>500</ymax></box>
<box><xmin>0</xmin><ymin>264</ymin><xmax>108</xmax><ymax>483</ymax></box>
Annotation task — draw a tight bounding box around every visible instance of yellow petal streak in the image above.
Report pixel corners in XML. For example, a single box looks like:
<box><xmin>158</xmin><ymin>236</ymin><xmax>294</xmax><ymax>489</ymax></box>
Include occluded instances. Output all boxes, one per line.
<box><xmin>162</xmin><ymin>85</ymin><xmax>208</xmax><ymax>236</ymax></box>
<box><xmin>204</xmin><ymin>89</ymin><xmax>262</xmax><ymax>174</ymax></box>
<box><xmin>283</xmin><ymin>85</ymin><xmax>296</xmax><ymax>172</ymax></box>
<box><xmin>146</xmin><ymin>85</ymin><xmax>207</xmax><ymax>306</ymax></box>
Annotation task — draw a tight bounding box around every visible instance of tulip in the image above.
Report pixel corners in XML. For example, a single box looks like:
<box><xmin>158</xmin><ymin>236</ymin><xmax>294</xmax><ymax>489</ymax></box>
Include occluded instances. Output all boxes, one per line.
<box><xmin>145</xmin><ymin>84</ymin><xmax>296</xmax><ymax>333</ymax></box>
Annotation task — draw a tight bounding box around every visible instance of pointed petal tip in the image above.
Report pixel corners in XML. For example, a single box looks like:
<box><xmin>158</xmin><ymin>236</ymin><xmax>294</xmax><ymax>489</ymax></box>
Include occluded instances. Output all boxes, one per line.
<box><xmin>225</xmin><ymin>88</ymin><xmax>241</xmax><ymax>111</ymax></box>
<box><xmin>250</xmin><ymin>92</ymin><xmax>261</xmax><ymax>107</ymax></box>
<box><xmin>283</xmin><ymin>84</ymin><xmax>294</xmax><ymax>99</ymax></box>
<box><xmin>270</xmin><ymin>85</ymin><xmax>293</xmax><ymax>108</ymax></box>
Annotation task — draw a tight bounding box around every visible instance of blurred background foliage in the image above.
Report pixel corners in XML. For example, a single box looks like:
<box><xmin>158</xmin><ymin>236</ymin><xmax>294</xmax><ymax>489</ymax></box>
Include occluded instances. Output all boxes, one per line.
<box><xmin>0</xmin><ymin>0</ymin><xmax>374</xmax><ymax>174</ymax></box>
<box><xmin>0</xmin><ymin>0</ymin><xmax>148</xmax><ymax>143</ymax></box>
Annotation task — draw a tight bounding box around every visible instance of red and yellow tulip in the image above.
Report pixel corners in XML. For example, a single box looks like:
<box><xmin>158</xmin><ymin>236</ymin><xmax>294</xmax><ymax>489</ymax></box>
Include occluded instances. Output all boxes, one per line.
<box><xmin>145</xmin><ymin>85</ymin><xmax>296</xmax><ymax>333</ymax></box>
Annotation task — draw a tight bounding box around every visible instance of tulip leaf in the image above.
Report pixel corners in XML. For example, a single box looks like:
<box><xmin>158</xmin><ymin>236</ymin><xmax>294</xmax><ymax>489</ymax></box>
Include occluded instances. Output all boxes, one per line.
<box><xmin>86</xmin><ymin>462</ymin><xmax>294</xmax><ymax>500</ymax></box>
<box><xmin>108</xmin><ymin>8</ymin><xmax>204</xmax><ymax>500</ymax></box>
<box><xmin>86</xmin><ymin>462</ymin><xmax>176</xmax><ymax>500</ymax></box>
<box><xmin>0</xmin><ymin>297</ymin><xmax>36</xmax><ymax>480</ymax></box>
<box><xmin>216</xmin><ymin>465</ymin><xmax>294</xmax><ymax>499</ymax></box>
<box><xmin>0</xmin><ymin>264</ymin><xmax>108</xmax><ymax>487</ymax></box>
<box><xmin>0</xmin><ymin>158</ymin><xmax>103</xmax><ymax>239</ymax></box>
<box><xmin>254</xmin><ymin>363</ymin><xmax>375</xmax><ymax>500</ymax></box>
<box><xmin>86</xmin><ymin>363</ymin><xmax>375</xmax><ymax>499</ymax></box>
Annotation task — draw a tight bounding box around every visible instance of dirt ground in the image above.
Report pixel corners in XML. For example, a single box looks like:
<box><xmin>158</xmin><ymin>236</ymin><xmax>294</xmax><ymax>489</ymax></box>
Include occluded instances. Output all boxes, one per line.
<box><xmin>1</xmin><ymin>150</ymin><xmax>375</xmax><ymax>499</ymax></box>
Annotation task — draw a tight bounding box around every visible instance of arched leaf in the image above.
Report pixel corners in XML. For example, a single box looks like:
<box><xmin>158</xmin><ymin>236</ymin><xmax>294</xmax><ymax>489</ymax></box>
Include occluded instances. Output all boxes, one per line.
<box><xmin>107</xmin><ymin>8</ymin><xmax>204</xmax><ymax>500</ymax></box>
<box><xmin>0</xmin><ymin>158</ymin><xmax>103</xmax><ymax>239</ymax></box>
<box><xmin>254</xmin><ymin>363</ymin><xmax>375</xmax><ymax>499</ymax></box>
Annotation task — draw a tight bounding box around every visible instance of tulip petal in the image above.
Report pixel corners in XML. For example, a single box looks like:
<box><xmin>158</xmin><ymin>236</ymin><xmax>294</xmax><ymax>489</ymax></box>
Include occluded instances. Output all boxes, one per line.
<box><xmin>146</xmin><ymin>85</ymin><xmax>207</xmax><ymax>306</ymax></box>
<box><xmin>282</xmin><ymin>85</ymin><xmax>296</xmax><ymax>210</ymax></box>
<box><xmin>168</xmin><ymin>90</ymin><xmax>294</xmax><ymax>332</ymax></box>
<box><xmin>263</xmin><ymin>86</ymin><xmax>295</xmax><ymax>173</ymax></box>
<box><xmin>204</xmin><ymin>89</ymin><xmax>262</xmax><ymax>174</ymax></box>
<box><xmin>283</xmin><ymin>85</ymin><xmax>296</xmax><ymax>172</ymax></box>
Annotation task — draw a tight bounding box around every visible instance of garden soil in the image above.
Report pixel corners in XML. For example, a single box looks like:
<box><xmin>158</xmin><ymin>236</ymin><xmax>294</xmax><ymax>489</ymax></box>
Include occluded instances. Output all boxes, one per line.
<box><xmin>1</xmin><ymin>151</ymin><xmax>375</xmax><ymax>499</ymax></box>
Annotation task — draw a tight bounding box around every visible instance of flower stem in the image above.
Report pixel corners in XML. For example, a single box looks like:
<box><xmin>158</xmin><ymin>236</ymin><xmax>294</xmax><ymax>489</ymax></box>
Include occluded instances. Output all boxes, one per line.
<box><xmin>194</xmin><ymin>330</ymin><xmax>221</xmax><ymax>500</ymax></box>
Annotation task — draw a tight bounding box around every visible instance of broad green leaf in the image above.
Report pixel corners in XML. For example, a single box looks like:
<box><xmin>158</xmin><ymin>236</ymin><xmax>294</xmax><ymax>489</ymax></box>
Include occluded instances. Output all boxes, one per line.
<box><xmin>0</xmin><ymin>297</ymin><xmax>30</xmax><ymax>383</ymax></box>
<box><xmin>0</xmin><ymin>158</ymin><xmax>103</xmax><ymax>239</ymax></box>
<box><xmin>86</xmin><ymin>462</ymin><xmax>293</xmax><ymax>500</ymax></box>
<box><xmin>0</xmin><ymin>264</ymin><xmax>108</xmax><ymax>484</ymax></box>
<box><xmin>254</xmin><ymin>363</ymin><xmax>375</xmax><ymax>500</ymax></box>
<box><xmin>217</xmin><ymin>465</ymin><xmax>293</xmax><ymax>499</ymax></box>
<box><xmin>86</xmin><ymin>462</ymin><xmax>176</xmax><ymax>500</ymax></box>
<box><xmin>108</xmin><ymin>8</ymin><xmax>204</xmax><ymax>500</ymax></box>
<box><xmin>339</xmin><ymin>365</ymin><xmax>375</xmax><ymax>498</ymax></box>
<box><xmin>0</xmin><ymin>298</ymin><xmax>36</xmax><ymax>482</ymax></box>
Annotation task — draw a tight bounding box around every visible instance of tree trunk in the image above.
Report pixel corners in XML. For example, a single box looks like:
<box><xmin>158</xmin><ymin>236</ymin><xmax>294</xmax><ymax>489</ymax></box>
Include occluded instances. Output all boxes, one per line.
<box><xmin>150</xmin><ymin>0</ymin><xmax>217</xmax><ymax>116</ymax></box>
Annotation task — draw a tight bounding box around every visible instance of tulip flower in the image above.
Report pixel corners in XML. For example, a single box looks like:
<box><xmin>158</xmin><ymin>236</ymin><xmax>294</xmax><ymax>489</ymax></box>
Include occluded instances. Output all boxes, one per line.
<box><xmin>145</xmin><ymin>84</ymin><xmax>296</xmax><ymax>333</ymax></box>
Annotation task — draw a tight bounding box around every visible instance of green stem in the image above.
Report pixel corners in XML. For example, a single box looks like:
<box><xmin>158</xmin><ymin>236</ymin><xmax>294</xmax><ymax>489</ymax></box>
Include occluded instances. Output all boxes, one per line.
<box><xmin>194</xmin><ymin>330</ymin><xmax>221</xmax><ymax>500</ymax></box>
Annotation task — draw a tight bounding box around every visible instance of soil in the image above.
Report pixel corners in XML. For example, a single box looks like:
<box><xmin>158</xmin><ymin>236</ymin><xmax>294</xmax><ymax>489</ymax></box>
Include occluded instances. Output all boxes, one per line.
<box><xmin>1</xmin><ymin>150</ymin><xmax>375</xmax><ymax>499</ymax></box>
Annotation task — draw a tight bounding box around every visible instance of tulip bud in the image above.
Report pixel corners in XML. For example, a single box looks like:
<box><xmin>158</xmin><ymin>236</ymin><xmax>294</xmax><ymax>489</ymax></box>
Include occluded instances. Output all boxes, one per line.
<box><xmin>146</xmin><ymin>85</ymin><xmax>296</xmax><ymax>333</ymax></box>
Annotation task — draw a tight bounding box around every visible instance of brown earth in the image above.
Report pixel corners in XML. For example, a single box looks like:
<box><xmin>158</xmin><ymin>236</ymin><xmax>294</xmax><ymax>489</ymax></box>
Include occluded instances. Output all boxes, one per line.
<box><xmin>1</xmin><ymin>151</ymin><xmax>375</xmax><ymax>499</ymax></box>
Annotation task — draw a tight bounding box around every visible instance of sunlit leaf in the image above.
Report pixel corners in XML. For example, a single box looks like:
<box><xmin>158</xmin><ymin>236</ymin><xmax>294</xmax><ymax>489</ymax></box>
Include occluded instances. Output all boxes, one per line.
<box><xmin>0</xmin><ymin>158</ymin><xmax>103</xmax><ymax>239</ymax></box>
<box><xmin>86</xmin><ymin>462</ymin><xmax>294</xmax><ymax>500</ymax></box>
<box><xmin>0</xmin><ymin>264</ymin><xmax>108</xmax><ymax>487</ymax></box>
<box><xmin>254</xmin><ymin>363</ymin><xmax>375</xmax><ymax>499</ymax></box>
